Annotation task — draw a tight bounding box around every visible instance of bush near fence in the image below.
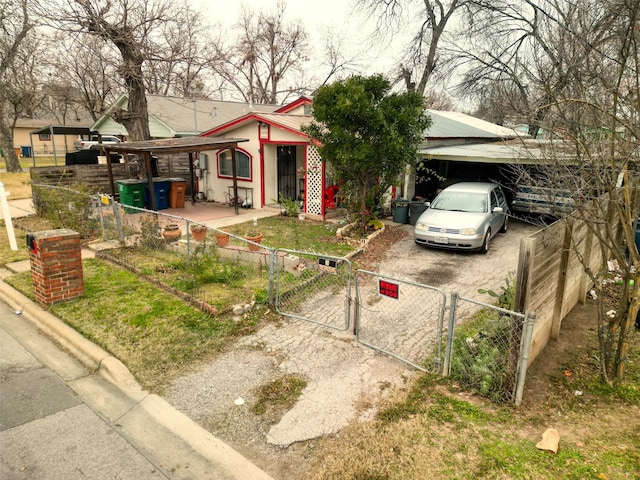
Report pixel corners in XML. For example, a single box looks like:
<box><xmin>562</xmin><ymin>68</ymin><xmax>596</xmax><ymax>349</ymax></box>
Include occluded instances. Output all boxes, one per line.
<box><xmin>447</xmin><ymin>300</ymin><xmax>532</xmax><ymax>403</ymax></box>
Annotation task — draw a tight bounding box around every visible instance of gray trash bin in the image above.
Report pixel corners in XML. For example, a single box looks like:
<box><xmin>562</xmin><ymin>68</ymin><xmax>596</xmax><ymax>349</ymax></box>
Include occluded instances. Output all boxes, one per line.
<box><xmin>392</xmin><ymin>198</ymin><xmax>409</xmax><ymax>224</ymax></box>
<box><xmin>409</xmin><ymin>201</ymin><xmax>428</xmax><ymax>225</ymax></box>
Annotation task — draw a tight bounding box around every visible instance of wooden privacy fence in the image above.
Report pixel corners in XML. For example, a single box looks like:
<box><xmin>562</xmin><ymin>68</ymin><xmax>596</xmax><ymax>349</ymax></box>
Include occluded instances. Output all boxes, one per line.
<box><xmin>30</xmin><ymin>153</ymin><xmax>193</xmax><ymax>194</ymax></box>
<box><xmin>514</xmin><ymin>197</ymin><xmax>618</xmax><ymax>362</ymax></box>
<box><xmin>31</xmin><ymin>164</ymin><xmax>131</xmax><ymax>192</ymax></box>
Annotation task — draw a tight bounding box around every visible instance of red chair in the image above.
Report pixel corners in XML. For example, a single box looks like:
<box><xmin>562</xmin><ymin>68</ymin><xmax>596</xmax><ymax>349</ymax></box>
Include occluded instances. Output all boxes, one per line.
<box><xmin>324</xmin><ymin>185</ymin><xmax>339</xmax><ymax>209</ymax></box>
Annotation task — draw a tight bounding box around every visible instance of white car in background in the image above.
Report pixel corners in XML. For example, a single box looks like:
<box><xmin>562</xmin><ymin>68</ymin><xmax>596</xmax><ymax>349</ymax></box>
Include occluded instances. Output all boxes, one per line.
<box><xmin>73</xmin><ymin>135</ymin><xmax>122</xmax><ymax>151</ymax></box>
<box><xmin>413</xmin><ymin>182</ymin><xmax>509</xmax><ymax>254</ymax></box>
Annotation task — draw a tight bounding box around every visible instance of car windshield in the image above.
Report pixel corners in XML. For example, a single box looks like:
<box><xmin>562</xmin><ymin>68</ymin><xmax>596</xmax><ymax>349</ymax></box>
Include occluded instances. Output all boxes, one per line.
<box><xmin>430</xmin><ymin>192</ymin><xmax>488</xmax><ymax>213</ymax></box>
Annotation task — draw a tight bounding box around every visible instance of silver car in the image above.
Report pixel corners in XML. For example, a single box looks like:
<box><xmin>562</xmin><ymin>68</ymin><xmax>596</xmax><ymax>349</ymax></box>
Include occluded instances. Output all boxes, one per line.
<box><xmin>414</xmin><ymin>182</ymin><xmax>509</xmax><ymax>253</ymax></box>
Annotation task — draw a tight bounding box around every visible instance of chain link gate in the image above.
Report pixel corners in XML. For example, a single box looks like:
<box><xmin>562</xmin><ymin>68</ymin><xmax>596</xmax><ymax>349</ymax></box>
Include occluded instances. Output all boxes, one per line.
<box><xmin>354</xmin><ymin>270</ymin><xmax>447</xmax><ymax>372</ymax></box>
<box><xmin>274</xmin><ymin>249</ymin><xmax>352</xmax><ymax>330</ymax></box>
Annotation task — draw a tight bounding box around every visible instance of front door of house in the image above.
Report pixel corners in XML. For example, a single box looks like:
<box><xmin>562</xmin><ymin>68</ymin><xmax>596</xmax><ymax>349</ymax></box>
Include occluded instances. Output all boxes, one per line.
<box><xmin>277</xmin><ymin>146</ymin><xmax>297</xmax><ymax>202</ymax></box>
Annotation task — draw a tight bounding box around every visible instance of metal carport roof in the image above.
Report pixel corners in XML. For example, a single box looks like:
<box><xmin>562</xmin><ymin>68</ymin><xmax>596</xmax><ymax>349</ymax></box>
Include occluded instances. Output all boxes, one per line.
<box><xmin>28</xmin><ymin>126</ymin><xmax>96</xmax><ymax>165</ymax></box>
<box><xmin>104</xmin><ymin>136</ymin><xmax>249</xmax><ymax>212</ymax></box>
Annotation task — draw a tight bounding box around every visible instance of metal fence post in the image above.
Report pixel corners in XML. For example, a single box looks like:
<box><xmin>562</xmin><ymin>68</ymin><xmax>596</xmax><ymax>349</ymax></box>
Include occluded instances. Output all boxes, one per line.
<box><xmin>514</xmin><ymin>312</ymin><xmax>536</xmax><ymax>406</ymax></box>
<box><xmin>113</xmin><ymin>200</ymin><xmax>124</xmax><ymax>243</ymax></box>
<box><xmin>96</xmin><ymin>195</ymin><xmax>106</xmax><ymax>241</ymax></box>
<box><xmin>185</xmin><ymin>219</ymin><xmax>191</xmax><ymax>259</ymax></box>
<box><xmin>443</xmin><ymin>292</ymin><xmax>458</xmax><ymax>376</ymax></box>
<box><xmin>268</xmin><ymin>248</ymin><xmax>276</xmax><ymax>306</ymax></box>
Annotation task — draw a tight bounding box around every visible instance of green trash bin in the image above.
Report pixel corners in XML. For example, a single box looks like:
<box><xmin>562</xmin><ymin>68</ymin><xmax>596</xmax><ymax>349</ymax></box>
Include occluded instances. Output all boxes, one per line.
<box><xmin>392</xmin><ymin>198</ymin><xmax>409</xmax><ymax>224</ymax></box>
<box><xmin>117</xmin><ymin>179</ymin><xmax>146</xmax><ymax>213</ymax></box>
<box><xmin>409</xmin><ymin>200</ymin><xmax>429</xmax><ymax>225</ymax></box>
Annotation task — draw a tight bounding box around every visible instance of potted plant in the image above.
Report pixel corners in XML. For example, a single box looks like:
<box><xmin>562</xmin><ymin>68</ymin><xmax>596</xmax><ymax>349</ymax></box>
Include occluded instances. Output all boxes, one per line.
<box><xmin>244</xmin><ymin>217</ymin><xmax>263</xmax><ymax>251</ymax></box>
<box><xmin>190</xmin><ymin>223</ymin><xmax>208</xmax><ymax>242</ymax></box>
<box><xmin>162</xmin><ymin>223</ymin><xmax>182</xmax><ymax>243</ymax></box>
<box><xmin>214</xmin><ymin>230</ymin><xmax>230</xmax><ymax>246</ymax></box>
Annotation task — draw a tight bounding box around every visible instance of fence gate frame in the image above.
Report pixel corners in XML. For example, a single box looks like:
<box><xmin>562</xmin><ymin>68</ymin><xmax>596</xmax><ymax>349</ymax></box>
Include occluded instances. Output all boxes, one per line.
<box><xmin>354</xmin><ymin>269</ymin><xmax>448</xmax><ymax>373</ymax></box>
<box><xmin>273</xmin><ymin>248</ymin><xmax>353</xmax><ymax>331</ymax></box>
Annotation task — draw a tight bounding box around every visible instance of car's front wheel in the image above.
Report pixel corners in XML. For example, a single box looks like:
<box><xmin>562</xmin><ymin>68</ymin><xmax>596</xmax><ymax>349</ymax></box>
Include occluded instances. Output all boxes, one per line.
<box><xmin>480</xmin><ymin>229</ymin><xmax>491</xmax><ymax>254</ymax></box>
<box><xmin>500</xmin><ymin>215</ymin><xmax>509</xmax><ymax>233</ymax></box>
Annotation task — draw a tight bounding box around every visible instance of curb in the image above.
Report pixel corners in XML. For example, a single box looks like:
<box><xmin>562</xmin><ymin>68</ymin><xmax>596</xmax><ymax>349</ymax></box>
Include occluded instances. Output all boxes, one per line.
<box><xmin>0</xmin><ymin>276</ymin><xmax>275</xmax><ymax>479</ymax></box>
<box><xmin>0</xmin><ymin>278</ymin><xmax>144</xmax><ymax>399</ymax></box>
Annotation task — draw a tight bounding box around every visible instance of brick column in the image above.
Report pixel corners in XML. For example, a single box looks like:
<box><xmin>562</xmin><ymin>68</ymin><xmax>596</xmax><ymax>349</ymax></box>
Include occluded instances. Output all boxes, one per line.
<box><xmin>28</xmin><ymin>229</ymin><xmax>84</xmax><ymax>307</ymax></box>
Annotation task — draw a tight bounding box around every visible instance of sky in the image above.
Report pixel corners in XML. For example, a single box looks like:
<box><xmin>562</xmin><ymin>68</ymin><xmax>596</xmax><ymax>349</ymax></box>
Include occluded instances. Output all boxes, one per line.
<box><xmin>189</xmin><ymin>0</ymin><xmax>403</xmax><ymax>79</ymax></box>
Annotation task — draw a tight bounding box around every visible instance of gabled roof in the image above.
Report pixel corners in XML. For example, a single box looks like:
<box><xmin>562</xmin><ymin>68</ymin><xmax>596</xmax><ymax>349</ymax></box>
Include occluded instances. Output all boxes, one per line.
<box><xmin>425</xmin><ymin>110</ymin><xmax>524</xmax><ymax>140</ymax></box>
<box><xmin>202</xmin><ymin>112</ymin><xmax>313</xmax><ymax>140</ymax></box>
<box><xmin>274</xmin><ymin>96</ymin><xmax>313</xmax><ymax>113</ymax></box>
<box><xmin>16</xmin><ymin>117</ymin><xmax>92</xmax><ymax>130</ymax></box>
<box><xmin>92</xmin><ymin>94</ymin><xmax>280</xmax><ymax>138</ymax></box>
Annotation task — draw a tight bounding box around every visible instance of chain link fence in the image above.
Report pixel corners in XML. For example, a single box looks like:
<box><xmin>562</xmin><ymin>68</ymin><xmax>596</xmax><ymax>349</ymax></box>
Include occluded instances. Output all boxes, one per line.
<box><xmin>29</xmin><ymin>184</ymin><xmax>537</xmax><ymax>405</ymax></box>
<box><xmin>443</xmin><ymin>294</ymin><xmax>535</xmax><ymax>404</ymax></box>
<box><xmin>274</xmin><ymin>249</ymin><xmax>352</xmax><ymax>330</ymax></box>
<box><xmin>354</xmin><ymin>270</ymin><xmax>447</xmax><ymax>372</ymax></box>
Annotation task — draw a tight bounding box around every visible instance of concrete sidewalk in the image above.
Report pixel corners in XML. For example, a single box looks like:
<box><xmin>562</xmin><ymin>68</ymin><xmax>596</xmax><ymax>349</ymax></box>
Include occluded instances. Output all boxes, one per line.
<box><xmin>0</xmin><ymin>270</ymin><xmax>275</xmax><ymax>480</ymax></box>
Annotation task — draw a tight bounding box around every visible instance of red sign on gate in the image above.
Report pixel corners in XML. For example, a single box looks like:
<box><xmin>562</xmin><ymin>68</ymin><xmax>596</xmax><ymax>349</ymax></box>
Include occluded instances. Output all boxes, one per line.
<box><xmin>379</xmin><ymin>280</ymin><xmax>399</xmax><ymax>299</ymax></box>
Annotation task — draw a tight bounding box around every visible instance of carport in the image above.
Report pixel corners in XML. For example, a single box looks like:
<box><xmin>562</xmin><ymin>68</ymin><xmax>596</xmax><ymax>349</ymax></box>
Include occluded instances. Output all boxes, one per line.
<box><xmin>105</xmin><ymin>136</ymin><xmax>249</xmax><ymax>213</ymax></box>
<box><xmin>28</xmin><ymin>126</ymin><xmax>95</xmax><ymax>166</ymax></box>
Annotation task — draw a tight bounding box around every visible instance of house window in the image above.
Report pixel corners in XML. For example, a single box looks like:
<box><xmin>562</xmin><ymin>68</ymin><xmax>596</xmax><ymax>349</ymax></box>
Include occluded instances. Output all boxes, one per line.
<box><xmin>39</xmin><ymin>134</ymin><xmax>51</xmax><ymax>141</ymax></box>
<box><xmin>218</xmin><ymin>149</ymin><xmax>251</xmax><ymax>180</ymax></box>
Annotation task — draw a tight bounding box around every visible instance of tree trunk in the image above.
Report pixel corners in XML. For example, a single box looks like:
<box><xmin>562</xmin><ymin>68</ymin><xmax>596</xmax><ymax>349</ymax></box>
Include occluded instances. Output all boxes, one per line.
<box><xmin>111</xmin><ymin>43</ymin><xmax>150</xmax><ymax>141</ymax></box>
<box><xmin>0</xmin><ymin>123</ymin><xmax>22</xmax><ymax>172</ymax></box>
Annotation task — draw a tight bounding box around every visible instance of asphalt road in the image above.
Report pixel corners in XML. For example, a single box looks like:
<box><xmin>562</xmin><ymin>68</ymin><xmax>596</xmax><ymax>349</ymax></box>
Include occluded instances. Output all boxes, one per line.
<box><xmin>0</xmin><ymin>300</ymin><xmax>167</xmax><ymax>480</ymax></box>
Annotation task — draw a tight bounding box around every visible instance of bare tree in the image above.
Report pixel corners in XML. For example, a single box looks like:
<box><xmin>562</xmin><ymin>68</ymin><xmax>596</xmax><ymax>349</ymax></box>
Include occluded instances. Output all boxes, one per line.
<box><xmin>212</xmin><ymin>2</ymin><xmax>311</xmax><ymax>104</ymax></box>
<box><xmin>456</xmin><ymin>0</ymin><xmax>618</xmax><ymax>136</ymax></box>
<box><xmin>44</xmin><ymin>33</ymin><xmax>120</xmax><ymax>122</ymax></box>
<box><xmin>0</xmin><ymin>0</ymin><xmax>37</xmax><ymax>172</ymax></box>
<box><xmin>40</xmin><ymin>0</ymin><xmax>185</xmax><ymax>141</ymax></box>
<box><xmin>144</xmin><ymin>3</ymin><xmax>222</xmax><ymax>98</ymax></box>
<box><xmin>356</xmin><ymin>0</ymin><xmax>472</xmax><ymax>96</ymax></box>
<box><xmin>507</xmin><ymin>0</ymin><xmax>639</xmax><ymax>384</ymax></box>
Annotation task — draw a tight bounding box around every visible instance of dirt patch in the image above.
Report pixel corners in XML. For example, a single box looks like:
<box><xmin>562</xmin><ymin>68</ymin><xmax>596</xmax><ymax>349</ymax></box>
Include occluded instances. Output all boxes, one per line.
<box><xmin>520</xmin><ymin>302</ymin><xmax>599</xmax><ymax>409</ymax></box>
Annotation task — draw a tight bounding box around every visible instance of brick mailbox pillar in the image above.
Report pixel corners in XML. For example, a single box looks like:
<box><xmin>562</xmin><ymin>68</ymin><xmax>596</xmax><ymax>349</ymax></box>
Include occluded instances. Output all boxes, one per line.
<box><xmin>28</xmin><ymin>229</ymin><xmax>84</xmax><ymax>307</ymax></box>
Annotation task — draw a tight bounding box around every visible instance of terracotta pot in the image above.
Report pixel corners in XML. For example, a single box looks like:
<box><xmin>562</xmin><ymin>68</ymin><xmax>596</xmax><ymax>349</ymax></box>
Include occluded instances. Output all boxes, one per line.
<box><xmin>215</xmin><ymin>232</ymin><xmax>230</xmax><ymax>246</ymax></box>
<box><xmin>190</xmin><ymin>225</ymin><xmax>207</xmax><ymax>242</ymax></box>
<box><xmin>162</xmin><ymin>224</ymin><xmax>181</xmax><ymax>243</ymax></box>
<box><xmin>244</xmin><ymin>233</ymin><xmax>263</xmax><ymax>251</ymax></box>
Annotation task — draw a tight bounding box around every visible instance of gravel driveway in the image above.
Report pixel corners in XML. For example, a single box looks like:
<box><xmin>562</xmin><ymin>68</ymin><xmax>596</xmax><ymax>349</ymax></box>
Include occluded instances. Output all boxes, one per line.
<box><xmin>164</xmin><ymin>217</ymin><xmax>540</xmax><ymax>479</ymax></box>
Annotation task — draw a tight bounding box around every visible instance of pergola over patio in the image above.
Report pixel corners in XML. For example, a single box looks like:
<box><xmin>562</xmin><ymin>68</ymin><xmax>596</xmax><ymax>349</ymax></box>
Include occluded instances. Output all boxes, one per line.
<box><xmin>105</xmin><ymin>136</ymin><xmax>248</xmax><ymax>213</ymax></box>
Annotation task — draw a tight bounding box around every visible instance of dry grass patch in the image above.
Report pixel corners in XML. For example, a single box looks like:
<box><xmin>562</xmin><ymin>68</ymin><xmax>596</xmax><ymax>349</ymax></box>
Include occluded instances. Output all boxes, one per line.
<box><xmin>0</xmin><ymin>172</ymin><xmax>31</xmax><ymax>199</ymax></box>
<box><xmin>301</xmin><ymin>313</ymin><xmax>640</xmax><ymax>480</ymax></box>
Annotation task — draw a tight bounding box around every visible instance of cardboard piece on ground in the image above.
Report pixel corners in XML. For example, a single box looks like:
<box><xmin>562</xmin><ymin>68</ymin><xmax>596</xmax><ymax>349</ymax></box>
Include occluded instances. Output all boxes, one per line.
<box><xmin>536</xmin><ymin>428</ymin><xmax>560</xmax><ymax>453</ymax></box>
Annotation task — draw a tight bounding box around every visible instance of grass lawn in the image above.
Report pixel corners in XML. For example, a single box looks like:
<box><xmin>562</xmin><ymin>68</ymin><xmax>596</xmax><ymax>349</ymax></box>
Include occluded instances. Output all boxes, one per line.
<box><xmin>5</xmin><ymin>258</ymin><xmax>270</xmax><ymax>392</ymax></box>
<box><xmin>0</xmin><ymin>172</ymin><xmax>31</xmax><ymax>199</ymax></box>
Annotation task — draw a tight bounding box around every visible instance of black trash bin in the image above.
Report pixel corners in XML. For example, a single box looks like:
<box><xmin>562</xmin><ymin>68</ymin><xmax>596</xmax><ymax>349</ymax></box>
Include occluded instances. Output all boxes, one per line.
<box><xmin>392</xmin><ymin>198</ymin><xmax>409</xmax><ymax>224</ymax></box>
<box><xmin>409</xmin><ymin>200</ymin><xmax>429</xmax><ymax>225</ymax></box>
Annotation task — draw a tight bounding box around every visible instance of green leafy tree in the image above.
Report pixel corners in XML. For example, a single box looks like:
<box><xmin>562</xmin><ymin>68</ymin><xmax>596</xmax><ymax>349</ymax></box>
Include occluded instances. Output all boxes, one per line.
<box><xmin>303</xmin><ymin>74</ymin><xmax>430</xmax><ymax>231</ymax></box>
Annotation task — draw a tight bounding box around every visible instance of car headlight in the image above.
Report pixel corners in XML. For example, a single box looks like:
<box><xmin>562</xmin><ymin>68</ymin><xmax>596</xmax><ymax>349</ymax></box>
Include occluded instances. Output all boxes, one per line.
<box><xmin>459</xmin><ymin>228</ymin><xmax>477</xmax><ymax>235</ymax></box>
<box><xmin>415</xmin><ymin>223</ymin><xmax>428</xmax><ymax>231</ymax></box>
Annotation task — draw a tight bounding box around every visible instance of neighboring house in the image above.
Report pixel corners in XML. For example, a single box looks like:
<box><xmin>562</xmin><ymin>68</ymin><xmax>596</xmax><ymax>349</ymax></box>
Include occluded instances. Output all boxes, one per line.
<box><xmin>200</xmin><ymin>97</ymin><xmax>328</xmax><ymax>216</ymax></box>
<box><xmin>92</xmin><ymin>94</ymin><xmax>280</xmax><ymax>138</ymax></box>
<box><xmin>9</xmin><ymin>118</ymin><xmax>93</xmax><ymax>158</ymax></box>
<box><xmin>411</xmin><ymin>110</ymin><xmax>528</xmax><ymax>200</ymax></box>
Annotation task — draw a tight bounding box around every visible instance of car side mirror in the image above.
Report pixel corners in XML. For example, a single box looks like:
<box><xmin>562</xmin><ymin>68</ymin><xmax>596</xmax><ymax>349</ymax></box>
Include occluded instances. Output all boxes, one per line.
<box><xmin>493</xmin><ymin>206</ymin><xmax>504</xmax><ymax>213</ymax></box>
